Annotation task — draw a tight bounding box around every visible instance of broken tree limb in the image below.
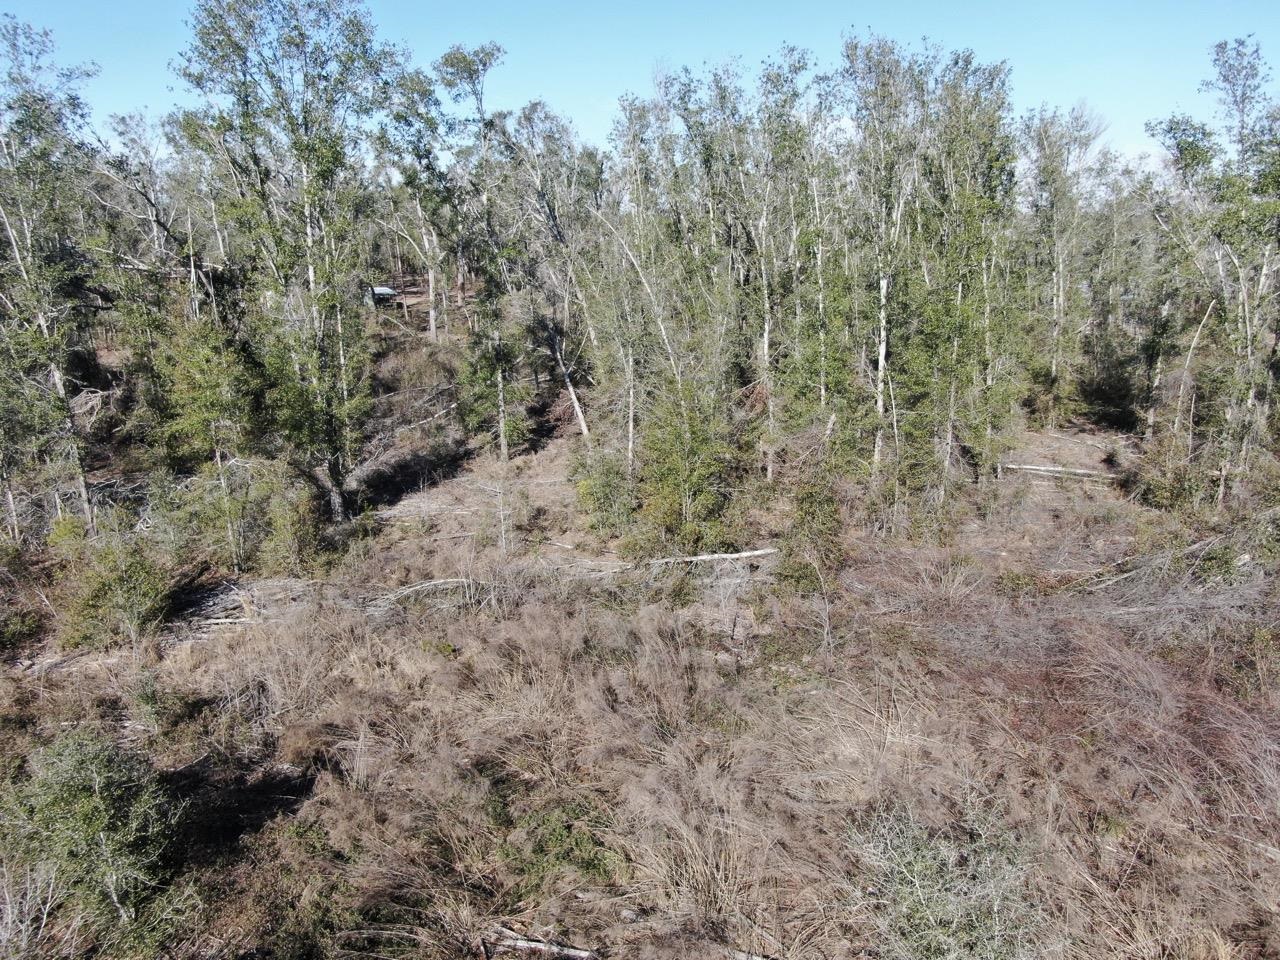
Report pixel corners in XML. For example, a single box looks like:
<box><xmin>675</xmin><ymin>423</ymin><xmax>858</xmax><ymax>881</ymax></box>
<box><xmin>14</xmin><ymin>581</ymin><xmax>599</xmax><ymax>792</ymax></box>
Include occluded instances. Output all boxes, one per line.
<box><xmin>1046</xmin><ymin>430</ymin><xmax>1134</xmax><ymax>451</ymax></box>
<box><xmin>375</xmin><ymin>578</ymin><xmax>482</xmax><ymax>604</ymax></box>
<box><xmin>647</xmin><ymin>548</ymin><xmax>779</xmax><ymax>567</ymax></box>
<box><xmin>1001</xmin><ymin>463</ymin><xmax>1113</xmax><ymax>480</ymax></box>
<box><xmin>394</xmin><ymin>402</ymin><xmax>458</xmax><ymax>434</ymax></box>
<box><xmin>476</xmin><ymin>927</ymin><xmax>597</xmax><ymax>959</ymax></box>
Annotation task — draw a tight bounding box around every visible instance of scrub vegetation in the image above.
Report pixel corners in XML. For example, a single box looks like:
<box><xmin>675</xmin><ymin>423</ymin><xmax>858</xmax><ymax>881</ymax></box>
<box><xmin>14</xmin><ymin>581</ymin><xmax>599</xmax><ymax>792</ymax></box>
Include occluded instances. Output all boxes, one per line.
<box><xmin>1</xmin><ymin>2</ymin><xmax>1279</xmax><ymax>957</ymax></box>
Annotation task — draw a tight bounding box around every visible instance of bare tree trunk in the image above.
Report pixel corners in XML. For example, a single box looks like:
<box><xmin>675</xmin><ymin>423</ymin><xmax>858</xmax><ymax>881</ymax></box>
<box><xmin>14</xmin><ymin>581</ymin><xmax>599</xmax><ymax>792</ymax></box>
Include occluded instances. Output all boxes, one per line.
<box><xmin>554</xmin><ymin>334</ymin><xmax>590</xmax><ymax>439</ymax></box>
<box><xmin>872</xmin><ymin>271</ymin><xmax>890</xmax><ymax>479</ymax></box>
<box><xmin>495</xmin><ymin>335</ymin><xmax>509</xmax><ymax>462</ymax></box>
<box><xmin>761</xmin><ymin>253</ymin><xmax>775</xmax><ymax>483</ymax></box>
<box><xmin>626</xmin><ymin>351</ymin><xmax>636</xmax><ymax>476</ymax></box>
<box><xmin>214</xmin><ymin>447</ymin><xmax>240</xmax><ymax>573</ymax></box>
<box><xmin>2</xmin><ymin>474</ymin><xmax>19</xmax><ymax>542</ymax></box>
<box><xmin>813</xmin><ymin>179</ymin><xmax>828</xmax><ymax>410</ymax></box>
<box><xmin>427</xmin><ymin>264</ymin><xmax>437</xmax><ymax>341</ymax></box>
<box><xmin>45</xmin><ymin>360</ymin><xmax>95</xmax><ymax>535</ymax></box>
<box><xmin>940</xmin><ymin>282</ymin><xmax>962</xmax><ymax>503</ymax></box>
<box><xmin>311</xmin><ymin>464</ymin><xmax>347</xmax><ymax>523</ymax></box>
<box><xmin>1049</xmin><ymin>255</ymin><xmax>1063</xmax><ymax>428</ymax></box>
<box><xmin>1173</xmin><ymin>299</ymin><xmax>1216</xmax><ymax>454</ymax></box>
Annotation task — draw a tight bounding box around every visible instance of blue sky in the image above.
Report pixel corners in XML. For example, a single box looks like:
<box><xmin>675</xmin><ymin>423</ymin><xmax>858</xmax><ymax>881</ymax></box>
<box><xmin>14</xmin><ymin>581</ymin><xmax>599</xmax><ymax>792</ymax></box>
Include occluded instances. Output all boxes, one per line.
<box><xmin>7</xmin><ymin>0</ymin><xmax>1279</xmax><ymax>156</ymax></box>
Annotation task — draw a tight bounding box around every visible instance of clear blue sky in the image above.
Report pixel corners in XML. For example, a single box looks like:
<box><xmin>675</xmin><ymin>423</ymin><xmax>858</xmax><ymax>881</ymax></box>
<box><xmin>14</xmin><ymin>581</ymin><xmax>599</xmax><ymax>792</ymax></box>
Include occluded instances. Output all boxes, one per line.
<box><xmin>7</xmin><ymin>0</ymin><xmax>1279</xmax><ymax>156</ymax></box>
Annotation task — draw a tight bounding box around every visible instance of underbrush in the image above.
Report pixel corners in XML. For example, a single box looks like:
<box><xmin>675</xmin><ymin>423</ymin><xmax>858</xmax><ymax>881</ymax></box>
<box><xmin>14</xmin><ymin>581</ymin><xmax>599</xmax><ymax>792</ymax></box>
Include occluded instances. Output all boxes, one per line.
<box><xmin>0</xmin><ymin>733</ymin><xmax>189</xmax><ymax>956</ymax></box>
<box><xmin>49</xmin><ymin>514</ymin><xmax>175</xmax><ymax>650</ymax></box>
<box><xmin>7</xmin><ymin>437</ymin><xmax>1280</xmax><ymax>958</ymax></box>
<box><xmin>854</xmin><ymin>800</ymin><xmax>1044</xmax><ymax>960</ymax></box>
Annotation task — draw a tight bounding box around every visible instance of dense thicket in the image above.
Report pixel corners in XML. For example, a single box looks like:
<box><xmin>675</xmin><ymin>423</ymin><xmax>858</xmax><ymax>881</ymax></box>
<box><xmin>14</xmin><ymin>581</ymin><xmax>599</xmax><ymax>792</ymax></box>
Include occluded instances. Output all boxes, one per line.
<box><xmin>0</xmin><ymin>0</ymin><xmax>1277</xmax><ymax>566</ymax></box>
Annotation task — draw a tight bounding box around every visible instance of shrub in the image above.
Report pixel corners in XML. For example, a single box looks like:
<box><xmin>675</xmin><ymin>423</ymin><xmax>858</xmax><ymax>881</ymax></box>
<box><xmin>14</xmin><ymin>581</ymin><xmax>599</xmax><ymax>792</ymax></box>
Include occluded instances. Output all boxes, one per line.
<box><xmin>1</xmin><ymin>734</ymin><xmax>185</xmax><ymax>950</ymax></box>
<box><xmin>59</xmin><ymin>536</ymin><xmax>173</xmax><ymax>650</ymax></box>
<box><xmin>574</xmin><ymin>452</ymin><xmax>636</xmax><ymax>536</ymax></box>
<box><xmin>128</xmin><ymin>671</ymin><xmax>195</xmax><ymax>735</ymax></box>
<box><xmin>458</xmin><ymin>332</ymin><xmax>533</xmax><ymax>456</ymax></box>
<box><xmin>636</xmin><ymin>387</ymin><xmax>742</xmax><ymax>553</ymax></box>
<box><xmin>46</xmin><ymin>515</ymin><xmax>90</xmax><ymax>561</ymax></box>
<box><xmin>500</xmin><ymin>801</ymin><xmax>622</xmax><ymax>898</ymax></box>
<box><xmin>854</xmin><ymin>801</ymin><xmax>1042</xmax><ymax>960</ymax></box>
<box><xmin>0</xmin><ymin>608</ymin><xmax>41</xmax><ymax>654</ymax></box>
<box><xmin>779</xmin><ymin>476</ymin><xmax>843</xmax><ymax>591</ymax></box>
<box><xmin>251</xmin><ymin>469</ymin><xmax>324</xmax><ymax>576</ymax></box>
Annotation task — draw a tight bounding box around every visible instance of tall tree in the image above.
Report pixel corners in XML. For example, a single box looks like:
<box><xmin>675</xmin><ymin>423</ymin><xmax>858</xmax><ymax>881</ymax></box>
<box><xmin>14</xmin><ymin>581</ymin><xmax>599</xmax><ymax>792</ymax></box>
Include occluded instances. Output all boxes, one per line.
<box><xmin>0</xmin><ymin>15</ymin><xmax>99</xmax><ymax>536</ymax></box>
<box><xmin>175</xmin><ymin>0</ymin><xmax>395</xmax><ymax>518</ymax></box>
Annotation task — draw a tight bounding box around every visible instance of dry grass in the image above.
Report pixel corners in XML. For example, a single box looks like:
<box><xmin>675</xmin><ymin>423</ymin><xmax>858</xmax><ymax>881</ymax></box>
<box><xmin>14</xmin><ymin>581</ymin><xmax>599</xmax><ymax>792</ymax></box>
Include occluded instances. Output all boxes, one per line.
<box><xmin>3</xmin><ymin>435</ymin><xmax>1279</xmax><ymax>958</ymax></box>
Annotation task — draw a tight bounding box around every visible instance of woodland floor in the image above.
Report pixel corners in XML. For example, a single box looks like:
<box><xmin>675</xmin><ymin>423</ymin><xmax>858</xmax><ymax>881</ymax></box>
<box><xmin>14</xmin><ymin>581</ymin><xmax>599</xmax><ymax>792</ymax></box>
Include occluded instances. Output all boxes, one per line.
<box><xmin>3</xmin><ymin>330</ymin><xmax>1279</xmax><ymax>960</ymax></box>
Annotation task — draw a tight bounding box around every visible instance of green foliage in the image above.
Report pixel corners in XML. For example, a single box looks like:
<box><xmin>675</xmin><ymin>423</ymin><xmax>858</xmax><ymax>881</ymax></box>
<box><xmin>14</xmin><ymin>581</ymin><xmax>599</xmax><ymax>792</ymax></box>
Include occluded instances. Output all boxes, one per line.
<box><xmin>210</xmin><ymin>818</ymin><xmax>359</xmax><ymax>960</ymax></box>
<box><xmin>1145</xmin><ymin>114</ymin><xmax>1218</xmax><ymax>183</ymax></box>
<box><xmin>1</xmin><ymin>733</ymin><xmax>186</xmax><ymax>949</ymax></box>
<box><xmin>252</xmin><ymin>468</ymin><xmax>325</xmax><ymax>576</ymax></box>
<box><xmin>779</xmin><ymin>476</ymin><xmax>843</xmax><ymax>590</ymax></box>
<box><xmin>46</xmin><ymin>514</ymin><xmax>89</xmax><ymax>557</ymax></box>
<box><xmin>154</xmin><ymin>319</ymin><xmax>258</xmax><ymax>467</ymax></box>
<box><xmin>0</xmin><ymin>607</ymin><xmax>41</xmax><ymax>653</ymax></box>
<box><xmin>855</xmin><ymin>801</ymin><xmax>1042</xmax><ymax>960</ymax></box>
<box><xmin>173</xmin><ymin>0</ymin><xmax>391</xmax><ymax>509</ymax></box>
<box><xmin>500</xmin><ymin>801</ymin><xmax>622</xmax><ymax>897</ymax></box>
<box><xmin>635</xmin><ymin>388</ymin><xmax>742</xmax><ymax>554</ymax></box>
<box><xmin>993</xmin><ymin>570</ymin><xmax>1046</xmax><ymax>599</ymax></box>
<box><xmin>127</xmin><ymin>670</ymin><xmax>194</xmax><ymax>735</ymax></box>
<box><xmin>1128</xmin><ymin>444</ymin><xmax>1211</xmax><ymax>513</ymax></box>
<box><xmin>574</xmin><ymin>451</ymin><xmax>636</xmax><ymax>536</ymax></box>
<box><xmin>0</xmin><ymin>15</ymin><xmax>100</xmax><ymax>532</ymax></box>
<box><xmin>458</xmin><ymin>330</ymin><xmax>533</xmax><ymax>455</ymax></box>
<box><xmin>52</xmin><ymin>513</ymin><xmax>174</xmax><ymax>650</ymax></box>
<box><xmin>0</xmin><ymin>542</ymin><xmax>42</xmax><ymax>652</ymax></box>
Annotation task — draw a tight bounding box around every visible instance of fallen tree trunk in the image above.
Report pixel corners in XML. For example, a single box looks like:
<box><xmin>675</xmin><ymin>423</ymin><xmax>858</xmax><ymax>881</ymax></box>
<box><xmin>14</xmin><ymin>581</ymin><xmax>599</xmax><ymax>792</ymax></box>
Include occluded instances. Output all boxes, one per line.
<box><xmin>647</xmin><ymin>548</ymin><xmax>779</xmax><ymax>567</ymax></box>
<box><xmin>1001</xmin><ymin>463</ymin><xmax>1112</xmax><ymax>480</ymax></box>
<box><xmin>374</xmin><ymin>578</ymin><xmax>481</xmax><ymax>604</ymax></box>
<box><xmin>475</xmin><ymin>927</ymin><xmax>596</xmax><ymax>959</ymax></box>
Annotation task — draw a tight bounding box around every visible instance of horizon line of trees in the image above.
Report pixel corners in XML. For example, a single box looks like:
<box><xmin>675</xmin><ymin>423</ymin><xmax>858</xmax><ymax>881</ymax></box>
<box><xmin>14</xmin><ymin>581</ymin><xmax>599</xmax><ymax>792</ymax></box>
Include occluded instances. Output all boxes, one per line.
<box><xmin>1</xmin><ymin>0</ymin><xmax>1277</xmax><ymax>572</ymax></box>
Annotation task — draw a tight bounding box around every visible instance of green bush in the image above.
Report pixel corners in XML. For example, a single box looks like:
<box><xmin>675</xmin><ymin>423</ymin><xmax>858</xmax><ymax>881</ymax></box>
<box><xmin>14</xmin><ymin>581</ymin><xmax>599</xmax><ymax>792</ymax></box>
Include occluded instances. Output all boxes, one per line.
<box><xmin>0</xmin><ymin>542</ymin><xmax>42</xmax><ymax>652</ymax></box>
<box><xmin>128</xmin><ymin>670</ymin><xmax>195</xmax><ymax>735</ymax></box>
<box><xmin>500</xmin><ymin>801</ymin><xmax>622</xmax><ymax>897</ymax></box>
<box><xmin>636</xmin><ymin>388</ymin><xmax>742</xmax><ymax>553</ymax></box>
<box><xmin>57</xmin><ymin>525</ymin><xmax>173</xmax><ymax>650</ymax></box>
<box><xmin>854</xmin><ymin>801</ymin><xmax>1042</xmax><ymax>960</ymax></box>
<box><xmin>1134</xmin><ymin>462</ymin><xmax>1207</xmax><ymax>512</ymax></box>
<box><xmin>46</xmin><ymin>514</ymin><xmax>91</xmax><ymax>560</ymax></box>
<box><xmin>574</xmin><ymin>452</ymin><xmax>636</xmax><ymax>536</ymax></box>
<box><xmin>459</xmin><ymin>333</ymin><xmax>533</xmax><ymax>456</ymax></box>
<box><xmin>251</xmin><ymin>468</ymin><xmax>324</xmax><ymax>576</ymax></box>
<box><xmin>1</xmin><ymin>733</ymin><xmax>186</xmax><ymax>949</ymax></box>
<box><xmin>779</xmin><ymin>477</ymin><xmax>844</xmax><ymax>591</ymax></box>
<box><xmin>0</xmin><ymin>607</ymin><xmax>41</xmax><ymax>653</ymax></box>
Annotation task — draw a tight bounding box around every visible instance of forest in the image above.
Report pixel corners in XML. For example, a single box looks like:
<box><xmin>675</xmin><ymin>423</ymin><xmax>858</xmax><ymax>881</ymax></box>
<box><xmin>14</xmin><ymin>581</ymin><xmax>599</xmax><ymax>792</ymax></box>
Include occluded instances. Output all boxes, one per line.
<box><xmin>1</xmin><ymin>0</ymin><xmax>1279</xmax><ymax>957</ymax></box>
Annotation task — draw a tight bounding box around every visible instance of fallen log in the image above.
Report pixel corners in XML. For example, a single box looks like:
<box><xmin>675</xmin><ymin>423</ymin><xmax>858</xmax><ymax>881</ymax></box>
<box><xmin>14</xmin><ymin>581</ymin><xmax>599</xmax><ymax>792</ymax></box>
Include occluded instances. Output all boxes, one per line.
<box><xmin>375</xmin><ymin>577</ymin><xmax>481</xmax><ymax>604</ymax></box>
<box><xmin>1002</xmin><ymin>463</ymin><xmax>1113</xmax><ymax>480</ymax></box>
<box><xmin>648</xmin><ymin>548</ymin><xmax>779</xmax><ymax>567</ymax></box>
<box><xmin>475</xmin><ymin>927</ymin><xmax>596</xmax><ymax>959</ymax></box>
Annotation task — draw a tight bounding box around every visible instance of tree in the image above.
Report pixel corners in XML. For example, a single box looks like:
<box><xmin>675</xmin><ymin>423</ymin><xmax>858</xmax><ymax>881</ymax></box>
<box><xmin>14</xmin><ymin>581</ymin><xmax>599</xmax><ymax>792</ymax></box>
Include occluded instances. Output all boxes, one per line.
<box><xmin>0</xmin><ymin>15</ymin><xmax>99</xmax><ymax>537</ymax></box>
<box><xmin>175</xmin><ymin>0</ymin><xmax>394</xmax><ymax>519</ymax></box>
<box><xmin>1202</xmin><ymin>36</ymin><xmax>1272</xmax><ymax>172</ymax></box>
<box><xmin>1021</xmin><ymin>105</ymin><xmax>1102</xmax><ymax>426</ymax></box>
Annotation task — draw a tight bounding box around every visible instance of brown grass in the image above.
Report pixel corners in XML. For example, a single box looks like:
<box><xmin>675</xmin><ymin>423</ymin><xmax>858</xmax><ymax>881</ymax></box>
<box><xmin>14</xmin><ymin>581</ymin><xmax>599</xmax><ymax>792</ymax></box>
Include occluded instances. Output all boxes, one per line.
<box><xmin>3</xmin><ymin>434</ymin><xmax>1279</xmax><ymax>959</ymax></box>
